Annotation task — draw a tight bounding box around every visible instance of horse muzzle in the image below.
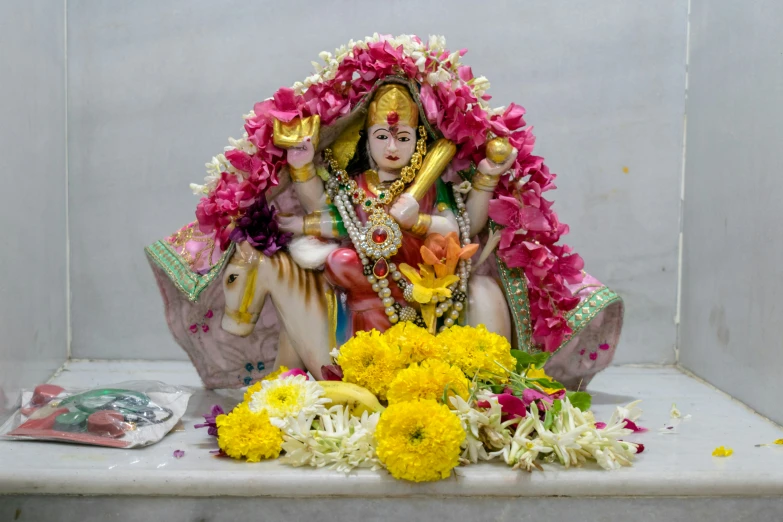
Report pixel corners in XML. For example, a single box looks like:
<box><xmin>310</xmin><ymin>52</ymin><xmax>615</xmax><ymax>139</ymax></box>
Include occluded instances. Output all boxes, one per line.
<box><xmin>221</xmin><ymin>307</ymin><xmax>260</xmax><ymax>337</ymax></box>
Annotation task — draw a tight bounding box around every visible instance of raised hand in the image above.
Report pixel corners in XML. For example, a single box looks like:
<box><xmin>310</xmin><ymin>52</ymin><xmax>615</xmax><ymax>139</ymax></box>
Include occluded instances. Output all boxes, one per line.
<box><xmin>477</xmin><ymin>147</ymin><xmax>518</xmax><ymax>177</ymax></box>
<box><xmin>287</xmin><ymin>136</ymin><xmax>315</xmax><ymax>169</ymax></box>
<box><xmin>389</xmin><ymin>193</ymin><xmax>420</xmax><ymax>229</ymax></box>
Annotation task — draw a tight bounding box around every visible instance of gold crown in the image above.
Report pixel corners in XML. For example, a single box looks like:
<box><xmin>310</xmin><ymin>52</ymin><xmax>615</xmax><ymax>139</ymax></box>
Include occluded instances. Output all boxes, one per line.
<box><xmin>366</xmin><ymin>84</ymin><xmax>418</xmax><ymax>128</ymax></box>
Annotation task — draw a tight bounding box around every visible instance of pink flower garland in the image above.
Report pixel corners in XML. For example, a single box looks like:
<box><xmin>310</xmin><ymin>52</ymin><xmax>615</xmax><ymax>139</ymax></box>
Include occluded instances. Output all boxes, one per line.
<box><xmin>193</xmin><ymin>35</ymin><xmax>584</xmax><ymax>352</ymax></box>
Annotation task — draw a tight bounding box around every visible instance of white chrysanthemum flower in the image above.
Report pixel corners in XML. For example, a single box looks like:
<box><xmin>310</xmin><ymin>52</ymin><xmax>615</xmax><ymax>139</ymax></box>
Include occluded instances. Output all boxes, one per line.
<box><xmin>248</xmin><ymin>375</ymin><xmax>330</xmax><ymax>427</ymax></box>
<box><xmin>281</xmin><ymin>405</ymin><xmax>381</xmax><ymax>472</ymax></box>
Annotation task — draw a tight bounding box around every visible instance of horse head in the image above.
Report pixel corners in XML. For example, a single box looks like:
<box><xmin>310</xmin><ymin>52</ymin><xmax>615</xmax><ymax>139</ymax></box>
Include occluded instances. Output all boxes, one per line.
<box><xmin>221</xmin><ymin>241</ymin><xmax>267</xmax><ymax>336</ymax></box>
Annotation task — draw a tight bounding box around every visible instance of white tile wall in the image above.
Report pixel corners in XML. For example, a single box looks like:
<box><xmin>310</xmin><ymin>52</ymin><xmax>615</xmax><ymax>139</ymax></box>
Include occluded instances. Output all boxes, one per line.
<box><xmin>0</xmin><ymin>1</ymin><xmax>68</xmax><ymax>423</ymax></box>
<box><xmin>680</xmin><ymin>0</ymin><xmax>783</xmax><ymax>424</ymax></box>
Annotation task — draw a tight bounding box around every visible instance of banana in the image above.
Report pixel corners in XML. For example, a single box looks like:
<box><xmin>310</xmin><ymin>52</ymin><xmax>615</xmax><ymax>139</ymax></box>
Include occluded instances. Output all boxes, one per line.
<box><xmin>318</xmin><ymin>381</ymin><xmax>385</xmax><ymax>416</ymax></box>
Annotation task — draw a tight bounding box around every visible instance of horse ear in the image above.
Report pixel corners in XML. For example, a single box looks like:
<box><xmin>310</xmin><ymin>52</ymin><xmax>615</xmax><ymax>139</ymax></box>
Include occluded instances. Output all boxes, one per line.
<box><xmin>236</xmin><ymin>241</ymin><xmax>260</xmax><ymax>265</ymax></box>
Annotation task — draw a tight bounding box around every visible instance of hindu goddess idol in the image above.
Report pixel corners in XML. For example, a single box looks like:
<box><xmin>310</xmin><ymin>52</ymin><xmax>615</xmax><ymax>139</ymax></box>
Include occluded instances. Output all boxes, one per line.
<box><xmin>145</xmin><ymin>35</ymin><xmax>624</xmax><ymax>390</ymax></box>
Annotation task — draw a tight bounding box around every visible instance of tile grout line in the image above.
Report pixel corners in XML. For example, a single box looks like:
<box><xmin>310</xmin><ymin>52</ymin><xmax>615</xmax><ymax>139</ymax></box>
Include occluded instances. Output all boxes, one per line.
<box><xmin>675</xmin><ymin>364</ymin><xmax>783</xmax><ymax>431</ymax></box>
<box><xmin>64</xmin><ymin>0</ymin><xmax>72</xmax><ymax>361</ymax></box>
<box><xmin>674</xmin><ymin>0</ymin><xmax>693</xmax><ymax>365</ymax></box>
<box><xmin>46</xmin><ymin>359</ymin><xmax>71</xmax><ymax>383</ymax></box>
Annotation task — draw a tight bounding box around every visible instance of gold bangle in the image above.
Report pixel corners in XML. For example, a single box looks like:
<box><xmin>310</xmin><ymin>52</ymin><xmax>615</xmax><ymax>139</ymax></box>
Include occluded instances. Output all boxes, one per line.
<box><xmin>410</xmin><ymin>213</ymin><xmax>432</xmax><ymax>237</ymax></box>
<box><xmin>289</xmin><ymin>162</ymin><xmax>317</xmax><ymax>183</ymax></box>
<box><xmin>471</xmin><ymin>171</ymin><xmax>500</xmax><ymax>193</ymax></box>
<box><xmin>303</xmin><ymin>212</ymin><xmax>322</xmax><ymax>236</ymax></box>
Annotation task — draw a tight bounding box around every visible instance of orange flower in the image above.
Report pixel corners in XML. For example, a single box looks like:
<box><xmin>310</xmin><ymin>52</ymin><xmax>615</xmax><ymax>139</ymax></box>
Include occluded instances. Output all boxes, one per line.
<box><xmin>420</xmin><ymin>232</ymin><xmax>479</xmax><ymax>278</ymax></box>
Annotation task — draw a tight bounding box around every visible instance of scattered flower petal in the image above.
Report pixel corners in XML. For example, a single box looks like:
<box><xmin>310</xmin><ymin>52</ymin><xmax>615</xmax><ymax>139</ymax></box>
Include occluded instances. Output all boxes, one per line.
<box><xmin>622</xmin><ymin>419</ymin><xmax>647</xmax><ymax>433</ymax></box>
<box><xmin>712</xmin><ymin>446</ymin><xmax>733</xmax><ymax>458</ymax></box>
<box><xmin>194</xmin><ymin>404</ymin><xmax>225</xmax><ymax>437</ymax></box>
<box><xmin>173</xmin><ymin>450</ymin><xmax>185</xmax><ymax>459</ymax></box>
<box><xmin>660</xmin><ymin>402</ymin><xmax>692</xmax><ymax>434</ymax></box>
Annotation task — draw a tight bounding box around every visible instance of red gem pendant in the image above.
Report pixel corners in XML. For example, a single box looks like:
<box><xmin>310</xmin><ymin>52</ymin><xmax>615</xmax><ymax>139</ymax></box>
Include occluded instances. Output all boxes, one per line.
<box><xmin>371</xmin><ymin>227</ymin><xmax>388</xmax><ymax>244</ymax></box>
<box><xmin>373</xmin><ymin>258</ymin><xmax>389</xmax><ymax>278</ymax></box>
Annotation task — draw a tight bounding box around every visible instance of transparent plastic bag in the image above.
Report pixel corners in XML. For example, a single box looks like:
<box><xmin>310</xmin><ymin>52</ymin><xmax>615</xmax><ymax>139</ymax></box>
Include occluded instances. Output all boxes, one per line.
<box><xmin>0</xmin><ymin>381</ymin><xmax>191</xmax><ymax>448</ymax></box>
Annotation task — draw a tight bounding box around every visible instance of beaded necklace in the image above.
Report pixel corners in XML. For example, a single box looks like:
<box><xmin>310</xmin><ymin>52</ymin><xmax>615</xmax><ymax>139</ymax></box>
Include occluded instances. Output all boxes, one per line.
<box><xmin>323</xmin><ymin>132</ymin><xmax>473</xmax><ymax>331</ymax></box>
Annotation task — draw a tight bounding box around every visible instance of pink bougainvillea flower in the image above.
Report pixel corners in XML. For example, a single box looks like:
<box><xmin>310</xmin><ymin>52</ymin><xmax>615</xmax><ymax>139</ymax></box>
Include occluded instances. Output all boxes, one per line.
<box><xmin>532</xmin><ymin>314</ymin><xmax>571</xmax><ymax>353</ymax></box>
<box><xmin>521</xmin><ymin>387</ymin><xmax>564</xmax><ymax>407</ymax></box>
<box><xmin>488</xmin><ymin>103</ymin><xmax>527</xmax><ymax>136</ymax></box>
<box><xmin>268</xmin><ymin>87</ymin><xmax>306</xmax><ymax>123</ymax></box>
<box><xmin>499</xmin><ymin>240</ymin><xmax>555</xmax><ymax>277</ymax></box>
<box><xmin>477</xmin><ymin>393</ymin><xmax>527</xmax><ymax>421</ymax></box>
<box><xmin>279</xmin><ymin>368</ymin><xmax>308</xmax><ymax>380</ymax></box>
<box><xmin>488</xmin><ymin>195</ymin><xmax>551</xmax><ymax>250</ymax></box>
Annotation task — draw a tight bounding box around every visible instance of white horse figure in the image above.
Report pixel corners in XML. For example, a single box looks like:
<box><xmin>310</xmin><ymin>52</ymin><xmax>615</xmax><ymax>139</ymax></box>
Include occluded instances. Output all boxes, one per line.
<box><xmin>221</xmin><ymin>240</ymin><xmax>511</xmax><ymax>380</ymax></box>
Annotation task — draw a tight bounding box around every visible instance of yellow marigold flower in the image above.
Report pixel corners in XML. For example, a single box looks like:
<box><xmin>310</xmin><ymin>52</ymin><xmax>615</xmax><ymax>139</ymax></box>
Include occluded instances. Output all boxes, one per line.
<box><xmin>712</xmin><ymin>446</ymin><xmax>733</xmax><ymax>457</ymax></box>
<box><xmin>216</xmin><ymin>403</ymin><xmax>283</xmax><ymax>462</ymax></box>
<box><xmin>437</xmin><ymin>324</ymin><xmax>516</xmax><ymax>381</ymax></box>
<box><xmin>337</xmin><ymin>329</ymin><xmax>410</xmax><ymax>401</ymax></box>
<box><xmin>775</xmin><ymin>439</ymin><xmax>783</xmax><ymax>445</ymax></box>
<box><xmin>387</xmin><ymin>359</ymin><xmax>470</xmax><ymax>404</ymax></box>
<box><xmin>383</xmin><ymin>322</ymin><xmax>445</xmax><ymax>364</ymax></box>
<box><xmin>243</xmin><ymin>366</ymin><xmax>290</xmax><ymax>403</ymax></box>
<box><xmin>525</xmin><ymin>365</ymin><xmax>564</xmax><ymax>394</ymax></box>
<box><xmin>376</xmin><ymin>399</ymin><xmax>465</xmax><ymax>482</ymax></box>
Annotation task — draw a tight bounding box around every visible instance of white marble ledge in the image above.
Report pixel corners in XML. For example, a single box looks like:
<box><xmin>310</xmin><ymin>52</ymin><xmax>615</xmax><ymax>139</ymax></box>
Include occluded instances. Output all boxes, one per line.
<box><xmin>1</xmin><ymin>360</ymin><xmax>782</xmax><ymax>498</ymax></box>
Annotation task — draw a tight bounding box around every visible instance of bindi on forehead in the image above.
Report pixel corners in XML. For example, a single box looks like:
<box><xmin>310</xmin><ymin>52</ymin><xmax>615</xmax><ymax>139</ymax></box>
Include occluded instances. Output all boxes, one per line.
<box><xmin>386</xmin><ymin>111</ymin><xmax>399</xmax><ymax>125</ymax></box>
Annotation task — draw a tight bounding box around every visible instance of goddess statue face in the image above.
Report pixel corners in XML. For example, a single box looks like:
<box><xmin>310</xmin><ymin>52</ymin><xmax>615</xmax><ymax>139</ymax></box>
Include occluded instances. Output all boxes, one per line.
<box><xmin>367</xmin><ymin>123</ymin><xmax>417</xmax><ymax>171</ymax></box>
<box><xmin>364</xmin><ymin>84</ymin><xmax>419</xmax><ymax>173</ymax></box>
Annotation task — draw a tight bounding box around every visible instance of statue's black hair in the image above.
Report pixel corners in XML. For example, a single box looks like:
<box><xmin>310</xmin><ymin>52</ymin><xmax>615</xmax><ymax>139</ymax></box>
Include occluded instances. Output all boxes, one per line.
<box><xmin>345</xmin><ymin>129</ymin><xmax>371</xmax><ymax>175</ymax></box>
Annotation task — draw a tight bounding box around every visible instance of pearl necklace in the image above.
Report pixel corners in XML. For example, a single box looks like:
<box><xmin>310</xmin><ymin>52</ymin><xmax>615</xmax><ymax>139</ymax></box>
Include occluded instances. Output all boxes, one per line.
<box><xmin>324</xmin><ymin>151</ymin><xmax>473</xmax><ymax>332</ymax></box>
